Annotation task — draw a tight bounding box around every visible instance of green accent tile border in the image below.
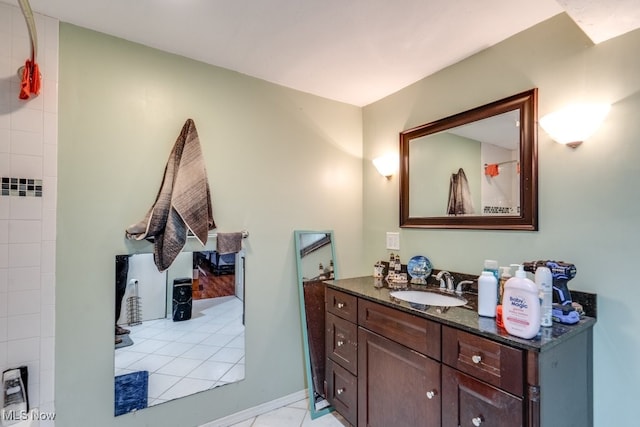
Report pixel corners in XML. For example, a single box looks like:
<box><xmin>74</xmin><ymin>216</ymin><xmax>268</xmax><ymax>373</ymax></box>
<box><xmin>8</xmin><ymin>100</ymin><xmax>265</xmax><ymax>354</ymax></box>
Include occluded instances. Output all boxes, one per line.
<box><xmin>2</xmin><ymin>177</ymin><xmax>43</xmax><ymax>197</ymax></box>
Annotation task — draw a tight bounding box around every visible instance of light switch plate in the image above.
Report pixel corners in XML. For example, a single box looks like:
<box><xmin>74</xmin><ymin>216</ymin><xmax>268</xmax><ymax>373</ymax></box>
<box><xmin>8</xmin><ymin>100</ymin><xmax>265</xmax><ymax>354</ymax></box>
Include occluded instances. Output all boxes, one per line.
<box><xmin>386</xmin><ymin>232</ymin><xmax>400</xmax><ymax>250</ymax></box>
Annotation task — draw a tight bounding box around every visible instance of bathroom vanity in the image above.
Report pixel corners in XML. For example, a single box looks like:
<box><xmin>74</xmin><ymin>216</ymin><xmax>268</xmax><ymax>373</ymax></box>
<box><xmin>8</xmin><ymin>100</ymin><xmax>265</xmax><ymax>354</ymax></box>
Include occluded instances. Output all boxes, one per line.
<box><xmin>324</xmin><ymin>276</ymin><xmax>596</xmax><ymax>427</ymax></box>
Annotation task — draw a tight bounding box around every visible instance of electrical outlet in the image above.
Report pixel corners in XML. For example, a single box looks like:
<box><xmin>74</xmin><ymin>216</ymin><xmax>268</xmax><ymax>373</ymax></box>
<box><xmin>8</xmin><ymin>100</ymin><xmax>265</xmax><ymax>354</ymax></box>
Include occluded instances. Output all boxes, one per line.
<box><xmin>386</xmin><ymin>232</ymin><xmax>400</xmax><ymax>250</ymax></box>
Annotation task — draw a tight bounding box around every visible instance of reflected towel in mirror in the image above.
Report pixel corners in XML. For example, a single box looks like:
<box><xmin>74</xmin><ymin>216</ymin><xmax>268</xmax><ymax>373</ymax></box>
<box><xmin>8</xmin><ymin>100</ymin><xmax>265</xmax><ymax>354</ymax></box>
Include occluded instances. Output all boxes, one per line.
<box><xmin>447</xmin><ymin>168</ymin><xmax>475</xmax><ymax>215</ymax></box>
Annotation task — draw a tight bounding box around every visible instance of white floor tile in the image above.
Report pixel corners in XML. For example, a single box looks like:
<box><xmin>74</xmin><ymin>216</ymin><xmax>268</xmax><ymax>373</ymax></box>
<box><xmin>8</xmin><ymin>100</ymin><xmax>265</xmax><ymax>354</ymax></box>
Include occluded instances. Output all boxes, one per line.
<box><xmin>147</xmin><ymin>373</ymin><xmax>181</xmax><ymax>399</ymax></box>
<box><xmin>181</xmin><ymin>344</ymin><xmax>222</xmax><ymax>360</ymax></box>
<box><xmin>154</xmin><ymin>341</ymin><xmax>194</xmax><ymax>357</ymax></box>
<box><xmin>127</xmin><ymin>353</ymin><xmax>174</xmax><ymax>372</ymax></box>
<box><xmin>159</xmin><ymin>377</ymin><xmax>214</xmax><ymax>401</ymax></box>
<box><xmin>208</xmin><ymin>347</ymin><xmax>244</xmax><ymax>363</ymax></box>
<box><xmin>219</xmin><ymin>364</ymin><xmax>244</xmax><ymax>384</ymax></box>
<box><xmin>187</xmin><ymin>360</ymin><xmax>234</xmax><ymax>381</ymax></box>
<box><xmin>156</xmin><ymin>357</ymin><xmax>203</xmax><ymax>377</ymax></box>
<box><xmin>251</xmin><ymin>406</ymin><xmax>306</xmax><ymax>427</ymax></box>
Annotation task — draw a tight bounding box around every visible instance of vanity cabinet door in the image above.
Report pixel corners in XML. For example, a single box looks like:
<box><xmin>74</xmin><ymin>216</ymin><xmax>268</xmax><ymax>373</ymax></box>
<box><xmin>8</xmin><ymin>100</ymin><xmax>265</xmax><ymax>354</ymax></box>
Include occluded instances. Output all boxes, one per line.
<box><xmin>358</xmin><ymin>328</ymin><xmax>440</xmax><ymax>427</ymax></box>
<box><xmin>442</xmin><ymin>365</ymin><xmax>523</xmax><ymax>427</ymax></box>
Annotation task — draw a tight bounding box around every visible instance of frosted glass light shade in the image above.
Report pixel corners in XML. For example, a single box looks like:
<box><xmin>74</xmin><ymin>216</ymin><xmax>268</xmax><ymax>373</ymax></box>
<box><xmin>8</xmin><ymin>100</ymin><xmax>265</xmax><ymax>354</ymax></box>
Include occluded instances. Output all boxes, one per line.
<box><xmin>373</xmin><ymin>153</ymin><xmax>398</xmax><ymax>178</ymax></box>
<box><xmin>540</xmin><ymin>103</ymin><xmax>610</xmax><ymax>147</ymax></box>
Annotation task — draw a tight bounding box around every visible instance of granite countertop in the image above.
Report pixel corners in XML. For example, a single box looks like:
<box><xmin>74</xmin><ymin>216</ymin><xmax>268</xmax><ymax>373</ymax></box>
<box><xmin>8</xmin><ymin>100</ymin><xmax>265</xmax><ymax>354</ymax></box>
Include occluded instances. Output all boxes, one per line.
<box><xmin>325</xmin><ymin>276</ymin><xmax>597</xmax><ymax>353</ymax></box>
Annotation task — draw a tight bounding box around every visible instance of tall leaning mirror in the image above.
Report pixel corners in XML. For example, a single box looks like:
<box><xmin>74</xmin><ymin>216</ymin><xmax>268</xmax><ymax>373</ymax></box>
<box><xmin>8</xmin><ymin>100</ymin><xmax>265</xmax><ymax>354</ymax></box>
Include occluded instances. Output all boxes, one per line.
<box><xmin>113</xmin><ymin>250</ymin><xmax>245</xmax><ymax>416</ymax></box>
<box><xmin>294</xmin><ymin>230</ymin><xmax>337</xmax><ymax>419</ymax></box>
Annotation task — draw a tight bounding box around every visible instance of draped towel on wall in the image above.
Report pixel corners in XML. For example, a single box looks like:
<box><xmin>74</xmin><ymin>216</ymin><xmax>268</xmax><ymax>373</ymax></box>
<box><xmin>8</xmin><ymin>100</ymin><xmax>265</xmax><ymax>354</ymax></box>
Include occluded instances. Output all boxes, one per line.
<box><xmin>447</xmin><ymin>168</ymin><xmax>475</xmax><ymax>215</ymax></box>
<box><xmin>126</xmin><ymin>119</ymin><xmax>215</xmax><ymax>271</ymax></box>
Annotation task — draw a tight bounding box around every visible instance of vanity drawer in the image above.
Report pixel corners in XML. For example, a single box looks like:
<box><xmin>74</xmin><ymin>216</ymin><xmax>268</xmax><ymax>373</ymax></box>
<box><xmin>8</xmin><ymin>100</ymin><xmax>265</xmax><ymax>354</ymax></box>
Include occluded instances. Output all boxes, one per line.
<box><xmin>326</xmin><ymin>288</ymin><xmax>358</xmax><ymax>323</ymax></box>
<box><xmin>358</xmin><ymin>298</ymin><xmax>441</xmax><ymax>361</ymax></box>
<box><xmin>326</xmin><ymin>358</ymin><xmax>357</xmax><ymax>426</ymax></box>
<box><xmin>442</xmin><ymin>326</ymin><xmax>524</xmax><ymax>396</ymax></box>
<box><xmin>326</xmin><ymin>312</ymin><xmax>358</xmax><ymax>374</ymax></box>
<box><xmin>442</xmin><ymin>365</ymin><xmax>523</xmax><ymax>427</ymax></box>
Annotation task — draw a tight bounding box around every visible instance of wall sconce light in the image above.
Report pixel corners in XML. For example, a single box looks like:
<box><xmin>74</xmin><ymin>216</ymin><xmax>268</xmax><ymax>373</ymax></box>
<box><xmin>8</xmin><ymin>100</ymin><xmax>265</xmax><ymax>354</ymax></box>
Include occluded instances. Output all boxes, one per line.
<box><xmin>539</xmin><ymin>103</ymin><xmax>610</xmax><ymax>148</ymax></box>
<box><xmin>373</xmin><ymin>153</ymin><xmax>398</xmax><ymax>179</ymax></box>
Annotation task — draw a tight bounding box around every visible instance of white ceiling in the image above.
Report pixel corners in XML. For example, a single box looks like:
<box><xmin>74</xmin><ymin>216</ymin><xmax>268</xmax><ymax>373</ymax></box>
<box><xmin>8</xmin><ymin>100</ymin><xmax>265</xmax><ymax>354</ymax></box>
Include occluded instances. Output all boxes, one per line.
<box><xmin>9</xmin><ymin>0</ymin><xmax>640</xmax><ymax>106</ymax></box>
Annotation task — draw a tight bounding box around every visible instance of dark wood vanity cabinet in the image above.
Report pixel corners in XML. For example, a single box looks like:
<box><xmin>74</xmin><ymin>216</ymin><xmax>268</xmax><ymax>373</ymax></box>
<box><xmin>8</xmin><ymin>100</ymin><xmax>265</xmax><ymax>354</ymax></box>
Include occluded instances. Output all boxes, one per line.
<box><xmin>325</xmin><ymin>287</ymin><xmax>594</xmax><ymax>427</ymax></box>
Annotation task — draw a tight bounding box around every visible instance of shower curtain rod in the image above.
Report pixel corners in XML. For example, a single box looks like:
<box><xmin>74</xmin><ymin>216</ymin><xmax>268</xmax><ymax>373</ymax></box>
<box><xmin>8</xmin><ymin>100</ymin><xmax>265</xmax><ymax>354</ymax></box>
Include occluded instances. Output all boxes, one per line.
<box><xmin>16</xmin><ymin>0</ymin><xmax>38</xmax><ymax>76</ymax></box>
<box><xmin>484</xmin><ymin>160</ymin><xmax>518</xmax><ymax>167</ymax></box>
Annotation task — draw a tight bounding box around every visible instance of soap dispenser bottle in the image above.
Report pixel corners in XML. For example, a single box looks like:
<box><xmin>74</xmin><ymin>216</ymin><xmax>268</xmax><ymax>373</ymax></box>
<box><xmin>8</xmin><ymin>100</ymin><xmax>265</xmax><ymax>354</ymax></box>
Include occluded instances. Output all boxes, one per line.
<box><xmin>502</xmin><ymin>264</ymin><xmax>541</xmax><ymax>339</ymax></box>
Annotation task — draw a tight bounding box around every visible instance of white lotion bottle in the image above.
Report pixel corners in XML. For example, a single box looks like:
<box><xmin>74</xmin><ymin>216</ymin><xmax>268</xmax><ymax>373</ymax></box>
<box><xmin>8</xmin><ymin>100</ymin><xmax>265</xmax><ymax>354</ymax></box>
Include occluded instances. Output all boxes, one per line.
<box><xmin>535</xmin><ymin>266</ymin><xmax>553</xmax><ymax>327</ymax></box>
<box><xmin>503</xmin><ymin>264</ymin><xmax>541</xmax><ymax>339</ymax></box>
<box><xmin>478</xmin><ymin>271</ymin><xmax>498</xmax><ymax>317</ymax></box>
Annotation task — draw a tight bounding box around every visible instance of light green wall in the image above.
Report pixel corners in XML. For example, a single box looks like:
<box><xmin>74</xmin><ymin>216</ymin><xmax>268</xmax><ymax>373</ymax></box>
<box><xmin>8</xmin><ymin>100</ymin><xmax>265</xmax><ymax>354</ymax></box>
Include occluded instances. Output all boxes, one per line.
<box><xmin>363</xmin><ymin>14</ymin><xmax>639</xmax><ymax>426</ymax></box>
<box><xmin>57</xmin><ymin>24</ymin><xmax>364</xmax><ymax>426</ymax></box>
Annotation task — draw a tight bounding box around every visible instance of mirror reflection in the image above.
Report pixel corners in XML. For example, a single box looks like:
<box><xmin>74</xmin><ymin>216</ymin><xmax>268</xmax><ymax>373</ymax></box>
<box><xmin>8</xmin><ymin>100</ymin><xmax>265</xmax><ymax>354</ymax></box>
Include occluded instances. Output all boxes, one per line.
<box><xmin>409</xmin><ymin>110</ymin><xmax>520</xmax><ymax>217</ymax></box>
<box><xmin>294</xmin><ymin>231</ymin><xmax>337</xmax><ymax>419</ymax></box>
<box><xmin>114</xmin><ymin>250</ymin><xmax>245</xmax><ymax>416</ymax></box>
<box><xmin>400</xmin><ymin>88</ymin><xmax>538</xmax><ymax>230</ymax></box>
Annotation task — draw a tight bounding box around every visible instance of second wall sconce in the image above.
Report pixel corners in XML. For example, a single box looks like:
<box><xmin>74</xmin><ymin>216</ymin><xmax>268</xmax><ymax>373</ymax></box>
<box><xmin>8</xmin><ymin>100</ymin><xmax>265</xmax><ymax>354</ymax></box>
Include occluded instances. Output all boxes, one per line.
<box><xmin>540</xmin><ymin>103</ymin><xmax>610</xmax><ymax>148</ymax></box>
<box><xmin>373</xmin><ymin>153</ymin><xmax>398</xmax><ymax>179</ymax></box>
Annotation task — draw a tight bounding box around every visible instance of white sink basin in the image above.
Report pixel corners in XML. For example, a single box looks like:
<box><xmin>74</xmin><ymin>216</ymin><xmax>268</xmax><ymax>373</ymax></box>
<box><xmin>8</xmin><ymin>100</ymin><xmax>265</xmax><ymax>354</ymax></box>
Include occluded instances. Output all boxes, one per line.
<box><xmin>389</xmin><ymin>290</ymin><xmax>467</xmax><ymax>307</ymax></box>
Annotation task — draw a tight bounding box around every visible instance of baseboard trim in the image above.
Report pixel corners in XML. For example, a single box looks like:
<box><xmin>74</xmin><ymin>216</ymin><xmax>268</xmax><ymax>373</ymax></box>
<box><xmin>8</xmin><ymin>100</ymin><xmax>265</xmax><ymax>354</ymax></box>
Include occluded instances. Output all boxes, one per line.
<box><xmin>199</xmin><ymin>389</ymin><xmax>308</xmax><ymax>427</ymax></box>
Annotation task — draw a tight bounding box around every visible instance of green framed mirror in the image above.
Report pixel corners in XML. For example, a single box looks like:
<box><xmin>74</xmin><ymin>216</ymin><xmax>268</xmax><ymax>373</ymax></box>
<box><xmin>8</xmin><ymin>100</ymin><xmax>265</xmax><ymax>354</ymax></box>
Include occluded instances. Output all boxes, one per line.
<box><xmin>294</xmin><ymin>230</ymin><xmax>337</xmax><ymax>419</ymax></box>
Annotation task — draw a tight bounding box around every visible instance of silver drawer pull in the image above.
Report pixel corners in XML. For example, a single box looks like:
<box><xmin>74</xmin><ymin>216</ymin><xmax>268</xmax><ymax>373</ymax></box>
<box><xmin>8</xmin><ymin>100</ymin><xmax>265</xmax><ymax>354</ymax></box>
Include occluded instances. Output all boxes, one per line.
<box><xmin>337</xmin><ymin>388</ymin><xmax>345</xmax><ymax>395</ymax></box>
<box><xmin>426</xmin><ymin>390</ymin><xmax>437</xmax><ymax>399</ymax></box>
<box><xmin>337</xmin><ymin>340</ymin><xmax>345</xmax><ymax>347</ymax></box>
<box><xmin>472</xmin><ymin>416</ymin><xmax>483</xmax><ymax>426</ymax></box>
<box><xmin>471</xmin><ymin>355</ymin><xmax>482</xmax><ymax>364</ymax></box>
<box><xmin>336</xmin><ymin>302</ymin><xmax>345</xmax><ymax>309</ymax></box>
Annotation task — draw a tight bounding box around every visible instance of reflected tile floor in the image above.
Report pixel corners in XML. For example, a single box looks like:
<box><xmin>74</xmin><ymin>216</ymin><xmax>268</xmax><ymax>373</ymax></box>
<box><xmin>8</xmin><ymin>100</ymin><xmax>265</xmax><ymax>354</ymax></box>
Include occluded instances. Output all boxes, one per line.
<box><xmin>227</xmin><ymin>398</ymin><xmax>351</xmax><ymax>427</ymax></box>
<box><xmin>115</xmin><ymin>296</ymin><xmax>244</xmax><ymax>406</ymax></box>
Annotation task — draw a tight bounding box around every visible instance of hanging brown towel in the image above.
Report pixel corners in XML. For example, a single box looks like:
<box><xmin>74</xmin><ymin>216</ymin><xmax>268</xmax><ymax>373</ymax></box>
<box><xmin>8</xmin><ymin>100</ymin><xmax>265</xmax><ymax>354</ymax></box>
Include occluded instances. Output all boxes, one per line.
<box><xmin>125</xmin><ymin>119</ymin><xmax>215</xmax><ymax>271</ymax></box>
<box><xmin>216</xmin><ymin>232</ymin><xmax>243</xmax><ymax>254</ymax></box>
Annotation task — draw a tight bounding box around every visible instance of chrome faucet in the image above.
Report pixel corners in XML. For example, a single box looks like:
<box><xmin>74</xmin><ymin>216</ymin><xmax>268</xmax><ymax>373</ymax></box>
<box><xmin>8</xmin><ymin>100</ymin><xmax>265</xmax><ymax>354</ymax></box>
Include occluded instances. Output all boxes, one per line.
<box><xmin>434</xmin><ymin>270</ymin><xmax>454</xmax><ymax>292</ymax></box>
<box><xmin>456</xmin><ymin>280</ymin><xmax>474</xmax><ymax>295</ymax></box>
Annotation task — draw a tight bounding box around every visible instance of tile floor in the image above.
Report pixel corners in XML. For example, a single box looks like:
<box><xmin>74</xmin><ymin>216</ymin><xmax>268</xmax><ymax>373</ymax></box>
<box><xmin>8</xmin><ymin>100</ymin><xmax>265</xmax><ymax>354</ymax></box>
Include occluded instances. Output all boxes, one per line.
<box><xmin>227</xmin><ymin>398</ymin><xmax>351</xmax><ymax>427</ymax></box>
<box><xmin>114</xmin><ymin>296</ymin><xmax>245</xmax><ymax>406</ymax></box>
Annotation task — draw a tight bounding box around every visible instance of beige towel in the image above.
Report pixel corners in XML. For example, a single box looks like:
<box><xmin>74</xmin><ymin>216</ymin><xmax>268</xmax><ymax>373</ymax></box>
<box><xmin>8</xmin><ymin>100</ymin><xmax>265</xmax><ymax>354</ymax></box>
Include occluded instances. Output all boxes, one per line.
<box><xmin>126</xmin><ymin>119</ymin><xmax>215</xmax><ymax>271</ymax></box>
<box><xmin>216</xmin><ymin>232</ymin><xmax>243</xmax><ymax>254</ymax></box>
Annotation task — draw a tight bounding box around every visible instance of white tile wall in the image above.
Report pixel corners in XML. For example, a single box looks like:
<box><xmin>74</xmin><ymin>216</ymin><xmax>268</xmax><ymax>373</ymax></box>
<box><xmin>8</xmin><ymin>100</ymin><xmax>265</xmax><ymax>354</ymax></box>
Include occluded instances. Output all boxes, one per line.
<box><xmin>0</xmin><ymin>2</ymin><xmax>58</xmax><ymax>422</ymax></box>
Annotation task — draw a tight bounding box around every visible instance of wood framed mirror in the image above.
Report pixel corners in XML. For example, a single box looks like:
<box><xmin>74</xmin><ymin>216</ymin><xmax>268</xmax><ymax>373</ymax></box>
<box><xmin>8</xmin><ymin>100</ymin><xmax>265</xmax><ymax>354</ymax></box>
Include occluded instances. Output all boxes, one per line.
<box><xmin>400</xmin><ymin>88</ymin><xmax>538</xmax><ymax>230</ymax></box>
<box><xmin>294</xmin><ymin>230</ymin><xmax>337</xmax><ymax>419</ymax></box>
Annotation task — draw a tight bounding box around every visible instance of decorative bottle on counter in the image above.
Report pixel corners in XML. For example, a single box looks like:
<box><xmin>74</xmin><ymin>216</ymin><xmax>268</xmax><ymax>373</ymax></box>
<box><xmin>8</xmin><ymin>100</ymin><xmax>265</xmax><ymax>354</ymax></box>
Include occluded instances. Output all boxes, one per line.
<box><xmin>478</xmin><ymin>271</ymin><xmax>498</xmax><ymax>317</ymax></box>
<box><xmin>329</xmin><ymin>260</ymin><xmax>335</xmax><ymax>279</ymax></box>
<box><xmin>318</xmin><ymin>263</ymin><xmax>326</xmax><ymax>280</ymax></box>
